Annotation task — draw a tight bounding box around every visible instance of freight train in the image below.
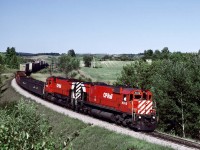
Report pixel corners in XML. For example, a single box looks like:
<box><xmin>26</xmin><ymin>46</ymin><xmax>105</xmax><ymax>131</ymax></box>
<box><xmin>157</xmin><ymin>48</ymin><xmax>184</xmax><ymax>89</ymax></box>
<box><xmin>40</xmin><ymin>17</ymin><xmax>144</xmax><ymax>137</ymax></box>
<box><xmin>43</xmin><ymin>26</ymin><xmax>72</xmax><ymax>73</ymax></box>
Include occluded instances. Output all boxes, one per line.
<box><xmin>15</xmin><ymin>71</ymin><xmax>157</xmax><ymax>131</ymax></box>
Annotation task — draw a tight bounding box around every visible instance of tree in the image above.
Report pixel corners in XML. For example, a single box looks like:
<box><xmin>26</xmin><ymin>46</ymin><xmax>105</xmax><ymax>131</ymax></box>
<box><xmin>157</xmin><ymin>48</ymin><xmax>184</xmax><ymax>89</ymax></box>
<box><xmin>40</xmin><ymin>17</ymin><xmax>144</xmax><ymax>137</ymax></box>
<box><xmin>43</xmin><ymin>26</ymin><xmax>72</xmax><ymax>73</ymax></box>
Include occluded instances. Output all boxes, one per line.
<box><xmin>83</xmin><ymin>55</ymin><xmax>93</xmax><ymax>67</ymax></box>
<box><xmin>11</xmin><ymin>55</ymin><xmax>19</xmax><ymax>69</ymax></box>
<box><xmin>153</xmin><ymin>50</ymin><xmax>161</xmax><ymax>60</ymax></box>
<box><xmin>67</xmin><ymin>49</ymin><xmax>76</xmax><ymax>57</ymax></box>
<box><xmin>161</xmin><ymin>47</ymin><xmax>169</xmax><ymax>54</ymax></box>
<box><xmin>58</xmin><ymin>54</ymin><xmax>80</xmax><ymax>77</ymax></box>
<box><xmin>161</xmin><ymin>47</ymin><xmax>170</xmax><ymax>59</ymax></box>
<box><xmin>116</xmin><ymin>60</ymin><xmax>152</xmax><ymax>89</ymax></box>
<box><xmin>0</xmin><ymin>54</ymin><xmax>4</xmax><ymax>65</ymax></box>
<box><xmin>151</xmin><ymin>58</ymin><xmax>200</xmax><ymax>138</ymax></box>
<box><xmin>102</xmin><ymin>55</ymin><xmax>112</xmax><ymax>61</ymax></box>
<box><xmin>143</xmin><ymin>49</ymin><xmax>153</xmax><ymax>60</ymax></box>
<box><xmin>0</xmin><ymin>60</ymin><xmax>3</xmax><ymax>95</ymax></box>
<box><xmin>5</xmin><ymin>47</ymin><xmax>20</xmax><ymax>69</ymax></box>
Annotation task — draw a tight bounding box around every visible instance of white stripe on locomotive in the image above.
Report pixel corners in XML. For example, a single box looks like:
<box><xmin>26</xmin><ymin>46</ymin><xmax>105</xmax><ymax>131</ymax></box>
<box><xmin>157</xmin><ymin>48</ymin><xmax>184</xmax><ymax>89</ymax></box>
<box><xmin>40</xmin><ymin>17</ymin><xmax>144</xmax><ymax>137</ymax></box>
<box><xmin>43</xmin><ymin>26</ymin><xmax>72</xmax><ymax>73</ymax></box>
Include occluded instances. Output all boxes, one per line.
<box><xmin>71</xmin><ymin>82</ymin><xmax>86</xmax><ymax>101</ymax></box>
<box><xmin>138</xmin><ymin>100</ymin><xmax>153</xmax><ymax>114</ymax></box>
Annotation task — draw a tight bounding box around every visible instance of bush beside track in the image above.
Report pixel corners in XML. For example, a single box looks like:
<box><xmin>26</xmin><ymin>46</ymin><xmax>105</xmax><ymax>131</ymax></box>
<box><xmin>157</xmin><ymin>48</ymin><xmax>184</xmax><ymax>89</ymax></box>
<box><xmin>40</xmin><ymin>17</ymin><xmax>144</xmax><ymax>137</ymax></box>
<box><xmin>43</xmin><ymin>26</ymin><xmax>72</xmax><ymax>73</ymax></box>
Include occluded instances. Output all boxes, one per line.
<box><xmin>0</xmin><ymin>78</ymin><xmax>172</xmax><ymax>150</ymax></box>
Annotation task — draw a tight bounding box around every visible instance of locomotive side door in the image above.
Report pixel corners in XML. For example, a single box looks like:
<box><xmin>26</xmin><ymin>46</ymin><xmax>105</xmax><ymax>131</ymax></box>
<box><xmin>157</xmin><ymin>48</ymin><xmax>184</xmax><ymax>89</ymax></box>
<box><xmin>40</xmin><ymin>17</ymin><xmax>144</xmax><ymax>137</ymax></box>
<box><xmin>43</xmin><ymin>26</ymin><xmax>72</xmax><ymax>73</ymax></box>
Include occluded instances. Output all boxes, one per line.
<box><xmin>89</xmin><ymin>85</ymin><xmax>101</xmax><ymax>104</ymax></box>
<box><xmin>119</xmin><ymin>94</ymin><xmax>129</xmax><ymax>112</ymax></box>
<box><xmin>45</xmin><ymin>78</ymin><xmax>54</xmax><ymax>93</ymax></box>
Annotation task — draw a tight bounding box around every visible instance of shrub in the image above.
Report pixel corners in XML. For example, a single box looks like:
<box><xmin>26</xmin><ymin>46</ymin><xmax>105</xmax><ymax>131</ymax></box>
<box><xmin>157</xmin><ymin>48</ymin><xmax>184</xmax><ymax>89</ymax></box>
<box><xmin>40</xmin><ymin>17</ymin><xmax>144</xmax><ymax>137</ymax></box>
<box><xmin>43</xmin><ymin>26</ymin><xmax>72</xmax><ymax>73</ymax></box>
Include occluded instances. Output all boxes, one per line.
<box><xmin>0</xmin><ymin>100</ymin><xmax>55</xmax><ymax>149</ymax></box>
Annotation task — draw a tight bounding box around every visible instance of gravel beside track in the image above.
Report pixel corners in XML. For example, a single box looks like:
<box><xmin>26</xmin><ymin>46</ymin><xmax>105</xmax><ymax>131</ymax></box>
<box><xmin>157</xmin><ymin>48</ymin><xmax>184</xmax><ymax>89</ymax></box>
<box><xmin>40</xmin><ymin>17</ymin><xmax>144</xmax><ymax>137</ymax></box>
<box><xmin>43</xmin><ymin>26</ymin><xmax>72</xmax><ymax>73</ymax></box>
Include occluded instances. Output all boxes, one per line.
<box><xmin>12</xmin><ymin>79</ymin><xmax>196</xmax><ymax>150</ymax></box>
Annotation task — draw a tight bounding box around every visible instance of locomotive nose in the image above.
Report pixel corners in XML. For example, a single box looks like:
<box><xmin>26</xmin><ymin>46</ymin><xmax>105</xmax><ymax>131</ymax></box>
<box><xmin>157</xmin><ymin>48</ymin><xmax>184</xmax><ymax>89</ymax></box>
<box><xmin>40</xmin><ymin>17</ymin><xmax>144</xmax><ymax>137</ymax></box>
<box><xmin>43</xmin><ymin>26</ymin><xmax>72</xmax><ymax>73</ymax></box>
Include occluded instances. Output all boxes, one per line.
<box><xmin>138</xmin><ymin>100</ymin><xmax>153</xmax><ymax>115</ymax></box>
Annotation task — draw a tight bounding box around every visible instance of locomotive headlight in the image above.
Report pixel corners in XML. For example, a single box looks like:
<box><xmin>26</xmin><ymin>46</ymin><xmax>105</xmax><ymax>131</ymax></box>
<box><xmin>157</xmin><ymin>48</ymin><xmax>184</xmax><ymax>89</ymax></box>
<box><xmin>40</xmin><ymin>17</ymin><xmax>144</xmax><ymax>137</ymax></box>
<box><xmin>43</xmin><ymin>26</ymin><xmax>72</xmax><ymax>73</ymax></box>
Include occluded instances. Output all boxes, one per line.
<box><xmin>138</xmin><ymin>116</ymin><xmax>141</xmax><ymax>119</ymax></box>
<box><xmin>152</xmin><ymin>116</ymin><xmax>156</xmax><ymax>119</ymax></box>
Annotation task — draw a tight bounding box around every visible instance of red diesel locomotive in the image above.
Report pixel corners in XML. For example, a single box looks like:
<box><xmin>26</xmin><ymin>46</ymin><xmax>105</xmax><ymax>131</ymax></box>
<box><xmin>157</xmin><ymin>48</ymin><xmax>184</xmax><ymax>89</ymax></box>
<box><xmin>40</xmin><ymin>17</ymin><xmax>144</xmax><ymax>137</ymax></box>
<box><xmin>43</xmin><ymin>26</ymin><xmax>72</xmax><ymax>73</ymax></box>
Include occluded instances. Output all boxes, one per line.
<box><xmin>15</xmin><ymin>71</ymin><xmax>157</xmax><ymax>131</ymax></box>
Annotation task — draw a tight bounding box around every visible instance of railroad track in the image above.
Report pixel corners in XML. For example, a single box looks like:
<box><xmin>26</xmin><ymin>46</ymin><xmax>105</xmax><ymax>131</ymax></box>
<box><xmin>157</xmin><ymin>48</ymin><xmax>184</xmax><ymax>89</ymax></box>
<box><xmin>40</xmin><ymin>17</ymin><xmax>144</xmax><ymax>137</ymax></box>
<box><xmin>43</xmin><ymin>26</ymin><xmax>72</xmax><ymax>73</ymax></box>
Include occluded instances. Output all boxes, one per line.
<box><xmin>145</xmin><ymin>131</ymin><xmax>200</xmax><ymax>149</ymax></box>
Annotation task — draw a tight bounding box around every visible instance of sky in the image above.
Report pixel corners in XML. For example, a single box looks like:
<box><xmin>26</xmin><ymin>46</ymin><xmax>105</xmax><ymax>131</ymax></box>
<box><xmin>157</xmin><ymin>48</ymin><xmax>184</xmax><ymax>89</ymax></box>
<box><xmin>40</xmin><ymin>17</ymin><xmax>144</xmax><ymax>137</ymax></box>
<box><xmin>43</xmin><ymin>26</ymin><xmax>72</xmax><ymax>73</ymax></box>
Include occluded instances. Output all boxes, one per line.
<box><xmin>0</xmin><ymin>0</ymin><xmax>200</xmax><ymax>54</ymax></box>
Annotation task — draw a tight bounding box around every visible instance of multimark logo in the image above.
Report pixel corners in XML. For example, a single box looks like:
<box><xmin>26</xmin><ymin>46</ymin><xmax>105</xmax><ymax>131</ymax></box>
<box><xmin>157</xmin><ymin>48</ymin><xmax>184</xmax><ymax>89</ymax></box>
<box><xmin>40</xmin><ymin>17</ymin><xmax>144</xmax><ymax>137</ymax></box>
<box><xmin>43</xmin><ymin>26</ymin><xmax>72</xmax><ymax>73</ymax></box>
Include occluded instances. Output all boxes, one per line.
<box><xmin>103</xmin><ymin>92</ymin><xmax>113</xmax><ymax>99</ymax></box>
<box><xmin>71</xmin><ymin>82</ymin><xmax>86</xmax><ymax>100</ymax></box>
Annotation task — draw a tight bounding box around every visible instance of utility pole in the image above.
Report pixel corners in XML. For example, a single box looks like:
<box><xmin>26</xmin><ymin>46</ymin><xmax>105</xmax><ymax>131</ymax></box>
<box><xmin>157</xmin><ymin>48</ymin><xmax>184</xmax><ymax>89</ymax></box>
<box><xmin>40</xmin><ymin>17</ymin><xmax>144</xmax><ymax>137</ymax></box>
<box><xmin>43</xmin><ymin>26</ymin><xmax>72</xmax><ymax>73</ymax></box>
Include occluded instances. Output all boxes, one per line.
<box><xmin>93</xmin><ymin>56</ymin><xmax>95</xmax><ymax>68</ymax></box>
<box><xmin>50</xmin><ymin>57</ymin><xmax>54</xmax><ymax>76</ymax></box>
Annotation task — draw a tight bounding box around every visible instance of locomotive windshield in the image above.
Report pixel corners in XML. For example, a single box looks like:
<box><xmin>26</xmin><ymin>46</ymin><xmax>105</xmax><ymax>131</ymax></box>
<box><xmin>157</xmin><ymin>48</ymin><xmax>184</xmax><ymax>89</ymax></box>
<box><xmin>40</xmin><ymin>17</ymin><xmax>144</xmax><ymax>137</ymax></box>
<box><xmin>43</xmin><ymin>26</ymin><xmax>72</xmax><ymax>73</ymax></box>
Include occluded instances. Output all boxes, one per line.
<box><xmin>134</xmin><ymin>91</ymin><xmax>151</xmax><ymax>100</ymax></box>
<box><xmin>135</xmin><ymin>95</ymin><xmax>141</xmax><ymax>99</ymax></box>
<box><xmin>46</xmin><ymin>80</ymin><xmax>52</xmax><ymax>85</ymax></box>
<box><xmin>130</xmin><ymin>94</ymin><xmax>133</xmax><ymax>101</ymax></box>
<box><xmin>134</xmin><ymin>91</ymin><xmax>142</xmax><ymax>99</ymax></box>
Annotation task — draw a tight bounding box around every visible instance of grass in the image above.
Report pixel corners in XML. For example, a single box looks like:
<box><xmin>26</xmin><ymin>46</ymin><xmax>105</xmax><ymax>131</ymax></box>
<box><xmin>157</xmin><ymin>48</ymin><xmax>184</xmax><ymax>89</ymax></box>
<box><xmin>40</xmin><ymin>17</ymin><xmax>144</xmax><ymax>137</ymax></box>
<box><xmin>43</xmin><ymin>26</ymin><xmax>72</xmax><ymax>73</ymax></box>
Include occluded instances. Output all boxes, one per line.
<box><xmin>31</xmin><ymin>72</ymin><xmax>66</xmax><ymax>82</ymax></box>
<box><xmin>81</xmin><ymin>61</ymin><xmax>134</xmax><ymax>83</ymax></box>
<box><xmin>0</xmin><ymin>77</ymin><xmax>173</xmax><ymax>150</ymax></box>
<box><xmin>72</xmin><ymin>126</ymin><xmax>172</xmax><ymax>150</ymax></box>
<box><xmin>0</xmin><ymin>68</ymin><xmax>17</xmax><ymax>84</ymax></box>
<box><xmin>81</xmin><ymin>67</ymin><xmax>121</xmax><ymax>83</ymax></box>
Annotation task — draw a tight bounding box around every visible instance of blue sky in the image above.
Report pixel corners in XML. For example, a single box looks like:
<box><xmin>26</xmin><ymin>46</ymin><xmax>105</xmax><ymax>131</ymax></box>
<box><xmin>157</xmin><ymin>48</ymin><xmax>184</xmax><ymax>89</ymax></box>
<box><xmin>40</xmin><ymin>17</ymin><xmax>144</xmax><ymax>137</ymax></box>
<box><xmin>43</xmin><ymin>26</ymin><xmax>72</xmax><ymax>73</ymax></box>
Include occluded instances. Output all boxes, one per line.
<box><xmin>0</xmin><ymin>0</ymin><xmax>200</xmax><ymax>54</ymax></box>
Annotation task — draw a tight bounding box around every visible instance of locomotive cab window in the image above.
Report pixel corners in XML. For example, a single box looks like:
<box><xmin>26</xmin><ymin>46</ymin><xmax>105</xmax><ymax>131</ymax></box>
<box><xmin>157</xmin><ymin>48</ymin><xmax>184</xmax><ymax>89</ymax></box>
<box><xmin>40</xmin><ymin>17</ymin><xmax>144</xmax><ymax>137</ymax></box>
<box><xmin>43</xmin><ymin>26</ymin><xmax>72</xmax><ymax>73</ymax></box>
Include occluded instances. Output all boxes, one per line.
<box><xmin>49</xmin><ymin>80</ymin><xmax>52</xmax><ymax>85</ymax></box>
<box><xmin>123</xmin><ymin>95</ymin><xmax>127</xmax><ymax>102</ymax></box>
<box><xmin>143</xmin><ymin>92</ymin><xmax>147</xmax><ymax>100</ymax></box>
<box><xmin>130</xmin><ymin>94</ymin><xmax>133</xmax><ymax>101</ymax></box>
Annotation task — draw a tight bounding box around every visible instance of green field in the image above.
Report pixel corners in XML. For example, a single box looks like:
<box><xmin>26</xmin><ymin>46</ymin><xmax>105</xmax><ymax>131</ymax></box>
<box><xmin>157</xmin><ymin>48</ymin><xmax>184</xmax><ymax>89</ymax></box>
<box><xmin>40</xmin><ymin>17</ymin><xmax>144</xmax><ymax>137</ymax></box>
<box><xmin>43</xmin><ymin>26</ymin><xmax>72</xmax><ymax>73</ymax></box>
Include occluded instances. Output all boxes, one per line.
<box><xmin>81</xmin><ymin>61</ymin><xmax>134</xmax><ymax>83</ymax></box>
<box><xmin>31</xmin><ymin>60</ymin><xmax>134</xmax><ymax>84</ymax></box>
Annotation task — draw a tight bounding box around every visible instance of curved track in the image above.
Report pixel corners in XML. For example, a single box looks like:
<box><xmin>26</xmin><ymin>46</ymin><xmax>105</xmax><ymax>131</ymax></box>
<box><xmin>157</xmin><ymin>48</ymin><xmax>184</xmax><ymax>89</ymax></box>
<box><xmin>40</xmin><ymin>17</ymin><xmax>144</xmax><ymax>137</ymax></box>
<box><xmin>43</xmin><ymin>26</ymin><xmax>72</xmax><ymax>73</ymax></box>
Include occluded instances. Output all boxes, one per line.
<box><xmin>12</xmin><ymin>79</ymin><xmax>199</xmax><ymax>150</ymax></box>
<box><xmin>146</xmin><ymin>131</ymin><xmax>200</xmax><ymax>150</ymax></box>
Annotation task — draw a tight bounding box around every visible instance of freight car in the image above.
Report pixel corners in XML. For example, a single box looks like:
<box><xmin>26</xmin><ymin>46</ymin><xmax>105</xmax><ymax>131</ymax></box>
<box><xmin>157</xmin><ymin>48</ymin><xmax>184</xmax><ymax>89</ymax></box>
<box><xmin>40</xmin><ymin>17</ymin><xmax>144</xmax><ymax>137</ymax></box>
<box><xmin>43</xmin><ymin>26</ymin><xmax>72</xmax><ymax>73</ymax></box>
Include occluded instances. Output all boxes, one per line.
<box><xmin>15</xmin><ymin>71</ymin><xmax>45</xmax><ymax>96</ymax></box>
<box><xmin>15</xmin><ymin>71</ymin><xmax>157</xmax><ymax>131</ymax></box>
<box><xmin>19</xmin><ymin>60</ymin><xmax>48</xmax><ymax>75</ymax></box>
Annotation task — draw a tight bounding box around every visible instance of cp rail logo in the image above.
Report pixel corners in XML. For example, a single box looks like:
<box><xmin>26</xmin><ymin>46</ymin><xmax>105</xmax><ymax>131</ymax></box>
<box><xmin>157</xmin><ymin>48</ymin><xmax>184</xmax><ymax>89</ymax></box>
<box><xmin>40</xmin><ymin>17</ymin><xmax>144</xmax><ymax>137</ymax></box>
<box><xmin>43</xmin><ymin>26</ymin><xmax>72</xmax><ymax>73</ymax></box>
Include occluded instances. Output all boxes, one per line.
<box><xmin>71</xmin><ymin>82</ymin><xmax>86</xmax><ymax>100</ymax></box>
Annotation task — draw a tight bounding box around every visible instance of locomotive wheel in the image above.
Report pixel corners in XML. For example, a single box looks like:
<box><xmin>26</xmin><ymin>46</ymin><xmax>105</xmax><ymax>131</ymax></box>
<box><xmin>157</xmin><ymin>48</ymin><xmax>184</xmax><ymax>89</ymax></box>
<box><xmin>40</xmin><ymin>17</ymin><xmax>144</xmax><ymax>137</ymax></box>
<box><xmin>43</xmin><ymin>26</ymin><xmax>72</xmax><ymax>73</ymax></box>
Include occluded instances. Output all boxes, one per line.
<box><xmin>122</xmin><ymin>120</ymin><xmax>128</xmax><ymax>127</ymax></box>
<box><xmin>75</xmin><ymin>105</ymin><xmax>80</xmax><ymax>112</ymax></box>
<box><xmin>110</xmin><ymin>115</ymin><xmax>116</xmax><ymax>122</ymax></box>
<box><xmin>115</xmin><ymin>115</ymin><xmax>122</xmax><ymax>125</ymax></box>
<box><xmin>123</xmin><ymin>118</ymin><xmax>131</xmax><ymax>127</ymax></box>
<box><xmin>114</xmin><ymin>115</ymin><xmax>118</xmax><ymax>124</ymax></box>
<box><xmin>122</xmin><ymin>113</ymin><xmax>127</xmax><ymax>119</ymax></box>
<box><xmin>83</xmin><ymin>108</ymin><xmax>88</xmax><ymax>114</ymax></box>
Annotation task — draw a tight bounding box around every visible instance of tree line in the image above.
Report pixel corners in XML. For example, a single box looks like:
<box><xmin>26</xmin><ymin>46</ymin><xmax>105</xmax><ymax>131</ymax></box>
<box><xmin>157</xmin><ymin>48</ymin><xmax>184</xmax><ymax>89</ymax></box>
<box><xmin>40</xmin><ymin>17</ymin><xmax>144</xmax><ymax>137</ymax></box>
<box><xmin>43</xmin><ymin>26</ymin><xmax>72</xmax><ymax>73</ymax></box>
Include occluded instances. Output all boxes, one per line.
<box><xmin>16</xmin><ymin>52</ymin><xmax>60</xmax><ymax>56</ymax></box>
